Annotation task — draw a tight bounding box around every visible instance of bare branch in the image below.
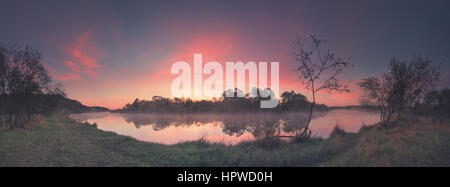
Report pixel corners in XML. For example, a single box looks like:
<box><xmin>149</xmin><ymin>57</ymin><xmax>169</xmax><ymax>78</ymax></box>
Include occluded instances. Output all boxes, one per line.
<box><xmin>291</xmin><ymin>34</ymin><xmax>353</xmax><ymax>138</ymax></box>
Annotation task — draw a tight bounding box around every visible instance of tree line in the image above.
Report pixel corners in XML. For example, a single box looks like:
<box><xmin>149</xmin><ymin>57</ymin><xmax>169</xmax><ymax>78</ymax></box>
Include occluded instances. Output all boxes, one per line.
<box><xmin>118</xmin><ymin>89</ymin><xmax>327</xmax><ymax>113</ymax></box>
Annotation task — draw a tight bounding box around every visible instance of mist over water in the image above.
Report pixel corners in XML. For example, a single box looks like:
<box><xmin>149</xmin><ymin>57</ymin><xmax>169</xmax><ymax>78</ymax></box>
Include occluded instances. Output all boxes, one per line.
<box><xmin>70</xmin><ymin>110</ymin><xmax>379</xmax><ymax>145</ymax></box>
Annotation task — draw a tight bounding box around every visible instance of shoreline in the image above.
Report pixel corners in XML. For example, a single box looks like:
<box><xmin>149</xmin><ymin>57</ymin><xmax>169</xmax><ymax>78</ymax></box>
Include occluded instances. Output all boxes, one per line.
<box><xmin>0</xmin><ymin>114</ymin><xmax>448</xmax><ymax>166</ymax></box>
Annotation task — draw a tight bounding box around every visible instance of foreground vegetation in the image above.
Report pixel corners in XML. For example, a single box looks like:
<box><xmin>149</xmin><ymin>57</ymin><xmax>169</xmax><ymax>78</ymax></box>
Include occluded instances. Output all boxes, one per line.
<box><xmin>0</xmin><ymin>115</ymin><xmax>448</xmax><ymax>167</ymax></box>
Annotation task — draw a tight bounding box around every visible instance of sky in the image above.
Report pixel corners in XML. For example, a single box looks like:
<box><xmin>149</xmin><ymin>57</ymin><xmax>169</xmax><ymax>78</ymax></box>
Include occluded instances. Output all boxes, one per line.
<box><xmin>1</xmin><ymin>0</ymin><xmax>449</xmax><ymax>109</ymax></box>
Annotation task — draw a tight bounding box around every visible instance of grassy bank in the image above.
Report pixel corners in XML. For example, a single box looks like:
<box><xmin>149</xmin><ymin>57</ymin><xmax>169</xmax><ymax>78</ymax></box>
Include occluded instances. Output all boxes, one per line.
<box><xmin>0</xmin><ymin>115</ymin><xmax>449</xmax><ymax>166</ymax></box>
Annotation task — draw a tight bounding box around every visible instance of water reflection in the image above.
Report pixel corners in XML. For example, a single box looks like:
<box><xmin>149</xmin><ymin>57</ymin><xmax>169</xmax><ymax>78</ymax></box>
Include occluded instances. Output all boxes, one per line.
<box><xmin>70</xmin><ymin>110</ymin><xmax>379</xmax><ymax>145</ymax></box>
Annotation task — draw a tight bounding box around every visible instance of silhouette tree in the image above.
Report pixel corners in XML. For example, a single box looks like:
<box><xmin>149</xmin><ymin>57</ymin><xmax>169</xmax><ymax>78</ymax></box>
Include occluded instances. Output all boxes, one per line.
<box><xmin>119</xmin><ymin>88</ymin><xmax>322</xmax><ymax>114</ymax></box>
<box><xmin>281</xmin><ymin>90</ymin><xmax>295</xmax><ymax>104</ymax></box>
<box><xmin>0</xmin><ymin>45</ymin><xmax>64</xmax><ymax>128</ymax></box>
<box><xmin>359</xmin><ymin>55</ymin><xmax>440</xmax><ymax>126</ymax></box>
<box><xmin>291</xmin><ymin>35</ymin><xmax>353</xmax><ymax>138</ymax></box>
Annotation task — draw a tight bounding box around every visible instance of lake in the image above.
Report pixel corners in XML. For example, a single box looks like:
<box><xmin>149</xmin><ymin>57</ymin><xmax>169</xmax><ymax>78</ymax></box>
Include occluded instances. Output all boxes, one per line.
<box><xmin>69</xmin><ymin>110</ymin><xmax>380</xmax><ymax>145</ymax></box>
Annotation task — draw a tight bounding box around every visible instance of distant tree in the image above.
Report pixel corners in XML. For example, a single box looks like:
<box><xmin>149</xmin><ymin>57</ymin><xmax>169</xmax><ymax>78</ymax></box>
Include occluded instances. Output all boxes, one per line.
<box><xmin>280</xmin><ymin>90</ymin><xmax>308</xmax><ymax>104</ymax></box>
<box><xmin>119</xmin><ymin>88</ymin><xmax>323</xmax><ymax>114</ymax></box>
<box><xmin>281</xmin><ymin>91</ymin><xmax>296</xmax><ymax>104</ymax></box>
<box><xmin>291</xmin><ymin>35</ymin><xmax>353</xmax><ymax>138</ymax></box>
<box><xmin>359</xmin><ymin>55</ymin><xmax>440</xmax><ymax>126</ymax></box>
<box><xmin>0</xmin><ymin>45</ymin><xmax>64</xmax><ymax>128</ymax></box>
<box><xmin>279</xmin><ymin>90</ymin><xmax>312</xmax><ymax>112</ymax></box>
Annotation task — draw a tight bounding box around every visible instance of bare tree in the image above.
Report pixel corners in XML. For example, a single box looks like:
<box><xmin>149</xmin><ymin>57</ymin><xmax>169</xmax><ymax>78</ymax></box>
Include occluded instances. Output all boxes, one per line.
<box><xmin>291</xmin><ymin>35</ymin><xmax>353</xmax><ymax>138</ymax></box>
<box><xmin>359</xmin><ymin>55</ymin><xmax>440</xmax><ymax>126</ymax></box>
<box><xmin>0</xmin><ymin>45</ymin><xmax>64</xmax><ymax>128</ymax></box>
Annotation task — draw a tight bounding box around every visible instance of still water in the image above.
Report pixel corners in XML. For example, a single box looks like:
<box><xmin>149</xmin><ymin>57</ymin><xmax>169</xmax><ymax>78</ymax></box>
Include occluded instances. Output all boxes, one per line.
<box><xmin>70</xmin><ymin>110</ymin><xmax>379</xmax><ymax>145</ymax></box>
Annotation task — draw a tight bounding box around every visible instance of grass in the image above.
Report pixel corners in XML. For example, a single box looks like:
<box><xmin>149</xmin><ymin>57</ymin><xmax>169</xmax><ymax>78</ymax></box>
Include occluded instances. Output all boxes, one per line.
<box><xmin>0</xmin><ymin>115</ymin><xmax>449</xmax><ymax>167</ymax></box>
<box><xmin>324</xmin><ymin>119</ymin><xmax>450</xmax><ymax>166</ymax></box>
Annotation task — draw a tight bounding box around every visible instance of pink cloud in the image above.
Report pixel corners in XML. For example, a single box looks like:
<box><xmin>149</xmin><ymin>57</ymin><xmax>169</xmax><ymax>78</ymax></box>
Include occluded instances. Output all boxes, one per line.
<box><xmin>84</xmin><ymin>69</ymin><xmax>98</xmax><ymax>78</ymax></box>
<box><xmin>65</xmin><ymin>60</ymin><xmax>80</xmax><ymax>72</ymax></box>
<box><xmin>70</xmin><ymin>48</ymin><xmax>99</xmax><ymax>68</ymax></box>
<box><xmin>62</xmin><ymin>31</ymin><xmax>104</xmax><ymax>80</ymax></box>
<box><xmin>68</xmin><ymin>32</ymin><xmax>101</xmax><ymax>68</ymax></box>
<box><xmin>134</xmin><ymin>32</ymin><xmax>239</xmax><ymax>92</ymax></box>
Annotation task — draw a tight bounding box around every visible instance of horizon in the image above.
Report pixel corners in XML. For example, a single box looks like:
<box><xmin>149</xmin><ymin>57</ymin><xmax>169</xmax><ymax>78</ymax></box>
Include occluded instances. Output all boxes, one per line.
<box><xmin>1</xmin><ymin>0</ymin><xmax>450</xmax><ymax>109</ymax></box>
<box><xmin>82</xmin><ymin>91</ymin><xmax>360</xmax><ymax>111</ymax></box>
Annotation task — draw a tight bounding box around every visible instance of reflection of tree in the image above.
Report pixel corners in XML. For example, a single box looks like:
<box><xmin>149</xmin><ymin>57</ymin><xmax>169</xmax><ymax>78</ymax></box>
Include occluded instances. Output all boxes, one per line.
<box><xmin>123</xmin><ymin>114</ymin><xmax>194</xmax><ymax>130</ymax></box>
<box><xmin>70</xmin><ymin>112</ymin><xmax>110</xmax><ymax>122</ymax></box>
<box><xmin>250</xmin><ymin>120</ymin><xmax>282</xmax><ymax>139</ymax></box>
<box><xmin>221</xmin><ymin>118</ymin><xmax>252</xmax><ymax>137</ymax></box>
<box><xmin>120</xmin><ymin>112</ymin><xmax>326</xmax><ymax>139</ymax></box>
